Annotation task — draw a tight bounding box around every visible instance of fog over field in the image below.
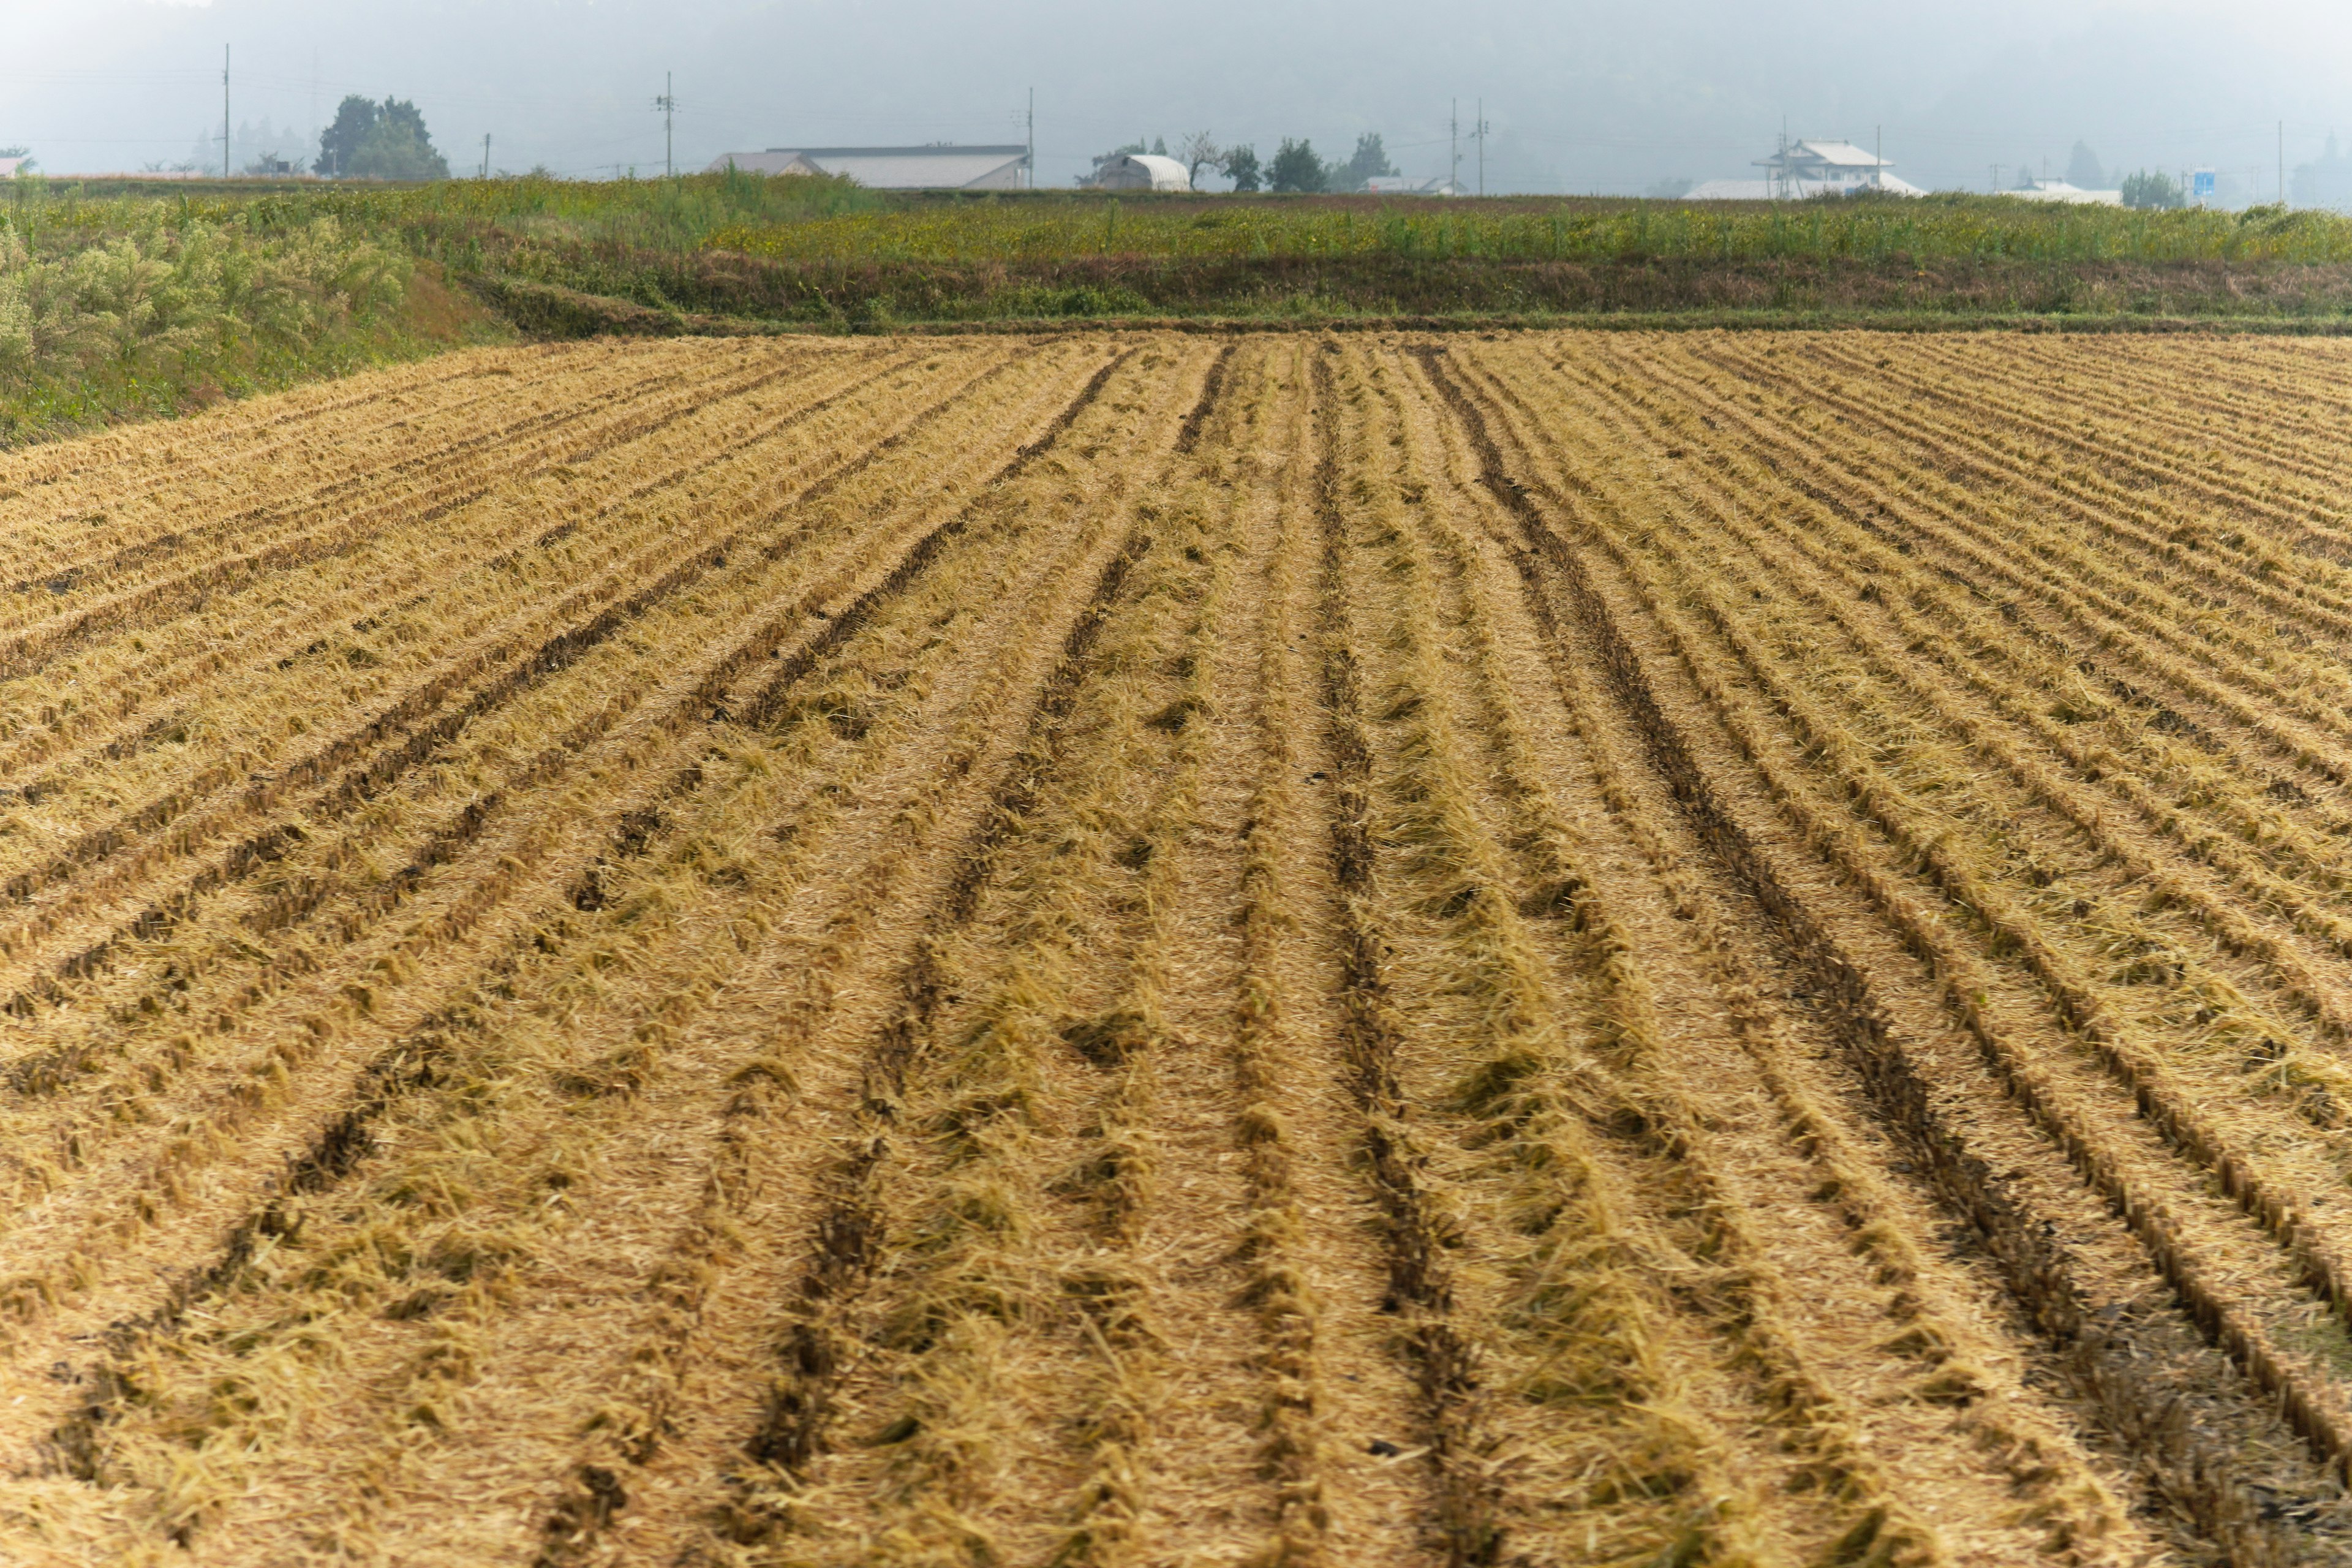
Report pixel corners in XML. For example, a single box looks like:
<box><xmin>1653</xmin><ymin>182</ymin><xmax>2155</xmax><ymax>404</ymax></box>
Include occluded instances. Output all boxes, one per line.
<box><xmin>4</xmin><ymin>0</ymin><xmax>2351</xmax><ymax>199</ymax></box>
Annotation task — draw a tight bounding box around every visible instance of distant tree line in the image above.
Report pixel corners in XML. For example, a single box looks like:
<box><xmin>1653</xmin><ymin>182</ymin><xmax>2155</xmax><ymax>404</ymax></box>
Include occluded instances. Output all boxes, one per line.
<box><xmin>1091</xmin><ymin>132</ymin><xmax>1400</xmax><ymax>193</ymax></box>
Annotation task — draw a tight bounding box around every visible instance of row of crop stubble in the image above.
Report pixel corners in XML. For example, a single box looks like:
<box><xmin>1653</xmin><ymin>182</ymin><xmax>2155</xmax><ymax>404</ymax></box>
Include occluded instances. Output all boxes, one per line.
<box><xmin>4</xmin><ymin>328</ymin><xmax>2352</xmax><ymax>1565</ymax></box>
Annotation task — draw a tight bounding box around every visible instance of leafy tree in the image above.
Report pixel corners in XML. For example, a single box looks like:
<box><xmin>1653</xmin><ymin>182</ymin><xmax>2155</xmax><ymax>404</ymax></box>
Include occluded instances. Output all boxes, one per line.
<box><xmin>2065</xmin><ymin>140</ymin><xmax>2106</xmax><ymax>189</ymax></box>
<box><xmin>1267</xmin><ymin>138</ymin><xmax>1325</xmax><ymax>194</ymax></box>
<box><xmin>315</xmin><ymin>95</ymin><xmax>450</xmax><ymax>180</ymax></box>
<box><xmin>1150</xmin><ymin>136</ymin><xmax>1168</xmax><ymax>156</ymax></box>
<box><xmin>315</xmin><ymin>96</ymin><xmax>378</xmax><ymax>178</ymax></box>
<box><xmin>1178</xmin><ymin>130</ymin><xmax>1223</xmax><ymax>188</ymax></box>
<box><xmin>2120</xmin><ymin>169</ymin><xmax>2185</xmax><ymax>209</ymax></box>
<box><xmin>1335</xmin><ymin>133</ymin><xmax>1398</xmax><ymax>191</ymax></box>
<box><xmin>1221</xmin><ymin>144</ymin><xmax>1261</xmax><ymax>194</ymax></box>
<box><xmin>354</xmin><ymin>99</ymin><xmax>449</xmax><ymax>180</ymax></box>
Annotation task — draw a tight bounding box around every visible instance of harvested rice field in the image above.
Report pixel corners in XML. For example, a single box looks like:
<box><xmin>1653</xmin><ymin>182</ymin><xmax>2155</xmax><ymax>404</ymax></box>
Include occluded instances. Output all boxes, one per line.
<box><xmin>6</xmin><ymin>330</ymin><xmax>2352</xmax><ymax>1565</ymax></box>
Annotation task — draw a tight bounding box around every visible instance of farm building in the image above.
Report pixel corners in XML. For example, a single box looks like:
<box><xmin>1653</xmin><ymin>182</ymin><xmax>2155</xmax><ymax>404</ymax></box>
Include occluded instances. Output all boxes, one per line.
<box><xmin>704</xmin><ymin>144</ymin><xmax>1030</xmax><ymax>189</ymax></box>
<box><xmin>1687</xmin><ymin>138</ymin><xmax>1923</xmax><ymax>200</ymax></box>
<box><xmin>0</xmin><ymin>157</ymin><xmax>25</xmax><ymax>179</ymax></box>
<box><xmin>1086</xmin><ymin>153</ymin><xmax>1192</xmax><ymax>192</ymax></box>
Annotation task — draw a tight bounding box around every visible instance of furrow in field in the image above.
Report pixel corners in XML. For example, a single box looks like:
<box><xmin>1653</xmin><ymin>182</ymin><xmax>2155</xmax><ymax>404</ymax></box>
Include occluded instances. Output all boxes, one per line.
<box><xmin>1510</xmin><ymin>344</ymin><xmax>2352</xmax><ymax>1262</ymax></box>
<box><xmin>1940</xmin><ymin>336</ymin><xmax>2352</xmax><ymax>498</ymax></box>
<box><xmin>1348</xmin><ymin>342</ymin><xmax>1933</xmax><ymax>1565</ymax></box>
<box><xmin>0</xmin><ymin>346</ymin><xmax>590</xmax><ymax>505</ymax></box>
<box><xmin>704</xmin><ymin>346</ymin><xmax>1248</xmax><ymax>1567</ymax></box>
<box><xmin>1597</xmin><ymin>339</ymin><xmax>2352</xmax><ymax>901</ymax></box>
<box><xmin>1870</xmin><ymin>336</ymin><xmax>2352</xmax><ymax>542</ymax></box>
<box><xmin>1661</xmin><ymin>337</ymin><xmax>2352</xmax><ymax>848</ymax></box>
<box><xmin>1390</xmin><ymin>341</ymin><xmax>2155</xmax><ymax>1565</ymax></box>
<box><xmin>0</xmin><ymin>344</ymin><xmax>1134</xmax><ymax>1422</ymax></box>
<box><xmin>21</xmin><ymin>345</ymin><xmax>1186</xmax><ymax>1568</ymax></box>
<box><xmin>0</xmin><ymin>342</ymin><xmax>1016</xmax><ymax>998</ymax></box>
<box><xmin>1423</xmin><ymin>341</ymin><xmax>2352</xmax><ymax>1563</ymax></box>
<box><xmin>0</xmin><ymin>345</ymin><xmax>969</xmax><ymax>794</ymax></box>
<box><xmin>0</xmin><ymin>344</ymin><xmax>887</xmax><ymax>692</ymax></box>
<box><xmin>0</xmin><ymin>342</ymin><xmax>698</xmax><ymax>596</ymax></box>
<box><xmin>1701</xmin><ymin>339</ymin><xmax>2352</xmax><ymax>703</ymax></box>
<box><xmin>0</xmin><ymin>342</ymin><xmax>1039</xmax><ymax>1164</ymax></box>
<box><xmin>0</xmin><ymin>343</ymin><xmax>879</xmax><ymax>794</ymax></box>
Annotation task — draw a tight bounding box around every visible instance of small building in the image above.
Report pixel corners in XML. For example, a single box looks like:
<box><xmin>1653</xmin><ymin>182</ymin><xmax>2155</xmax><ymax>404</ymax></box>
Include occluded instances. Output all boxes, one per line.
<box><xmin>1365</xmin><ymin>174</ymin><xmax>1462</xmax><ymax>196</ymax></box>
<box><xmin>2007</xmin><ymin>178</ymin><xmax>2123</xmax><ymax>206</ymax></box>
<box><xmin>1738</xmin><ymin>139</ymin><xmax>1924</xmax><ymax>198</ymax></box>
<box><xmin>0</xmin><ymin>157</ymin><xmax>26</xmax><ymax>180</ymax></box>
<box><xmin>705</xmin><ymin>145</ymin><xmax>1030</xmax><ymax>189</ymax></box>
<box><xmin>1087</xmin><ymin>153</ymin><xmax>1191</xmax><ymax>192</ymax></box>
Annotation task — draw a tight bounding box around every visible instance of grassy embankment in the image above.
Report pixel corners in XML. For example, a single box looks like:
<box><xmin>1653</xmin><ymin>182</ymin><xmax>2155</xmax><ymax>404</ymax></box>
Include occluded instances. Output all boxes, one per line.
<box><xmin>0</xmin><ymin>179</ymin><xmax>519</xmax><ymax>445</ymax></box>
<box><xmin>12</xmin><ymin>169</ymin><xmax>2352</xmax><ymax>441</ymax></box>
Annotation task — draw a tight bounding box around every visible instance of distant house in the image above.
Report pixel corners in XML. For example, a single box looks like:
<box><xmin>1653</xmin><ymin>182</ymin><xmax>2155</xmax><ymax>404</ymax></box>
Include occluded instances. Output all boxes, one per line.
<box><xmin>0</xmin><ymin>157</ymin><xmax>26</xmax><ymax>180</ymax></box>
<box><xmin>705</xmin><ymin>145</ymin><xmax>1029</xmax><ymax>189</ymax></box>
<box><xmin>1366</xmin><ymin>174</ymin><xmax>1463</xmax><ymax>196</ymax></box>
<box><xmin>2007</xmin><ymin>178</ymin><xmax>2123</xmax><ymax>206</ymax></box>
<box><xmin>1086</xmin><ymin>154</ymin><xmax>1191</xmax><ymax>192</ymax></box>
<box><xmin>1683</xmin><ymin>139</ymin><xmax>1924</xmax><ymax>200</ymax></box>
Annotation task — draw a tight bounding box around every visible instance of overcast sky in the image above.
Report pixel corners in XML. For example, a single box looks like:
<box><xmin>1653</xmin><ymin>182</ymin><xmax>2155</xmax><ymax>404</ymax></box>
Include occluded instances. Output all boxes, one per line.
<box><xmin>3</xmin><ymin>0</ymin><xmax>2350</xmax><ymax>198</ymax></box>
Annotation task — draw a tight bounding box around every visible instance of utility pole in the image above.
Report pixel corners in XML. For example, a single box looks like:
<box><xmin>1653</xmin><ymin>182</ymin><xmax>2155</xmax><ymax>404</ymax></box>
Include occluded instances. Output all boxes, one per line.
<box><xmin>1027</xmin><ymin>88</ymin><xmax>1035</xmax><ymax>189</ymax></box>
<box><xmin>1450</xmin><ymin>99</ymin><xmax>1459</xmax><ymax>194</ymax></box>
<box><xmin>1476</xmin><ymin>97</ymin><xmax>1488</xmax><ymax>195</ymax></box>
<box><xmin>654</xmin><ymin>72</ymin><xmax>678</xmax><ymax>178</ymax></box>
<box><xmin>1991</xmin><ymin>163</ymin><xmax>2001</xmax><ymax>193</ymax></box>
<box><xmin>2280</xmin><ymin>119</ymin><xmax>2286</xmax><ymax>205</ymax></box>
<box><xmin>1875</xmin><ymin>123</ymin><xmax>1882</xmax><ymax>190</ymax></box>
<box><xmin>482</xmin><ymin>134</ymin><xmax>491</xmax><ymax>181</ymax></box>
<box><xmin>222</xmin><ymin>44</ymin><xmax>232</xmax><ymax>179</ymax></box>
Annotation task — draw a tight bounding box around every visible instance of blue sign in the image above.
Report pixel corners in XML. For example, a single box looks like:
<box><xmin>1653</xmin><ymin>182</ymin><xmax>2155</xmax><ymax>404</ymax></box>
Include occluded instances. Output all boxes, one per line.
<box><xmin>2192</xmin><ymin>168</ymin><xmax>2217</xmax><ymax>201</ymax></box>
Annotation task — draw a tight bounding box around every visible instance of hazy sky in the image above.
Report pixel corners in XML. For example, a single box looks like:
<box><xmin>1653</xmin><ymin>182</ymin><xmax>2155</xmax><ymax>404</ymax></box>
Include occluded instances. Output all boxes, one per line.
<box><xmin>4</xmin><ymin>0</ymin><xmax>2350</xmax><ymax>198</ymax></box>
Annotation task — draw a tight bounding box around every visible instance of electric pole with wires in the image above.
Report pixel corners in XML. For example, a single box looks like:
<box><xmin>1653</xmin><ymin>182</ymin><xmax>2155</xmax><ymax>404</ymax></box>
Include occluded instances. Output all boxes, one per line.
<box><xmin>1474</xmin><ymin>98</ymin><xmax>1489</xmax><ymax>195</ymax></box>
<box><xmin>655</xmin><ymin>73</ymin><xmax>679</xmax><ymax>178</ymax></box>
<box><xmin>222</xmin><ymin>45</ymin><xmax>232</xmax><ymax>179</ymax></box>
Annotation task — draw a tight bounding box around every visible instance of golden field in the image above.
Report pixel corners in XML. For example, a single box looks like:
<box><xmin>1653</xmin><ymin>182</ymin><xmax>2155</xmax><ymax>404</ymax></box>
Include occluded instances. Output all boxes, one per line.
<box><xmin>0</xmin><ymin>330</ymin><xmax>2350</xmax><ymax>1564</ymax></box>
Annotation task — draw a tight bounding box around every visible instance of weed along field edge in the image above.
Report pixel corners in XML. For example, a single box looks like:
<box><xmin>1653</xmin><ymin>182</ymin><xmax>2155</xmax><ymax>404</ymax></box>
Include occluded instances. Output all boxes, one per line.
<box><xmin>7</xmin><ymin>329</ymin><xmax>2352</xmax><ymax>1563</ymax></box>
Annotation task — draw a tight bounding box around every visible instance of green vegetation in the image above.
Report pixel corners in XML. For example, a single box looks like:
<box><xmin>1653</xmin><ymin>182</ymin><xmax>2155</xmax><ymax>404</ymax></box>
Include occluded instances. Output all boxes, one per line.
<box><xmin>10</xmin><ymin>167</ymin><xmax>2352</xmax><ymax>447</ymax></box>
<box><xmin>0</xmin><ymin>178</ymin><xmax>500</xmax><ymax>445</ymax></box>
<box><xmin>2122</xmin><ymin>170</ymin><xmax>2188</xmax><ymax>211</ymax></box>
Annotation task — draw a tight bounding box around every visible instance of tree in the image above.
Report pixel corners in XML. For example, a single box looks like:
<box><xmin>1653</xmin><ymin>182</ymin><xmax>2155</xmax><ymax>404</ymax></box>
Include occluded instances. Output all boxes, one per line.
<box><xmin>354</xmin><ymin>99</ymin><xmax>450</xmax><ymax>179</ymax></box>
<box><xmin>1267</xmin><ymin>138</ymin><xmax>1325</xmax><ymax>194</ymax></box>
<box><xmin>315</xmin><ymin>96</ymin><xmax>378</xmax><ymax>178</ymax></box>
<box><xmin>2120</xmin><ymin>169</ymin><xmax>2185</xmax><ymax>209</ymax></box>
<box><xmin>1335</xmin><ymin>133</ymin><xmax>1398</xmax><ymax>191</ymax></box>
<box><xmin>1150</xmin><ymin>136</ymin><xmax>1169</xmax><ymax>156</ymax></box>
<box><xmin>2066</xmin><ymin>140</ymin><xmax>2106</xmax><ymax>190</ymax></box>
<box><xmin>1179</xmin><ymin>130</ymin><xmax>1223</xmax><ymax>189</ymax></box>
<box><xmin>1221</xmin><ymin>145</ymin><xmax>1261</xmax><ymax>194</ymax></box>
<box><xmin>315</xmin><ymin>94</ymin><xmax>450</xmax><ymax>180</ymax></box>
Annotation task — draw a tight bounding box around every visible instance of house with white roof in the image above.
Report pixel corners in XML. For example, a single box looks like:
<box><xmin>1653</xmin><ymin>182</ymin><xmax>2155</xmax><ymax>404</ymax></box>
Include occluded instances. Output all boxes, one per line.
<box><xmin>0</xmin><ymin>157</ymin><xmax>26</xmax><ymax>180</ymax></box>
<box><xmin>1684</xmin><ymin>138</ymin><xmax>1923</xmax><ymax>200</ymax></box>
<box><xmin>705</xmin><ymin>145</ymin><xmax>1029</xmax><ymax>189</ymax></box>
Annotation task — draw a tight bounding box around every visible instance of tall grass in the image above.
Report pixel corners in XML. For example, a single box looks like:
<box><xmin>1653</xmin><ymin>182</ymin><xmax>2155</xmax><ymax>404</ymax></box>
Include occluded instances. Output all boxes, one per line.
<box><xmin>0</xmin><ymin>176</ymin><xmax>443</xmax><ymax>443</ymax></box>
